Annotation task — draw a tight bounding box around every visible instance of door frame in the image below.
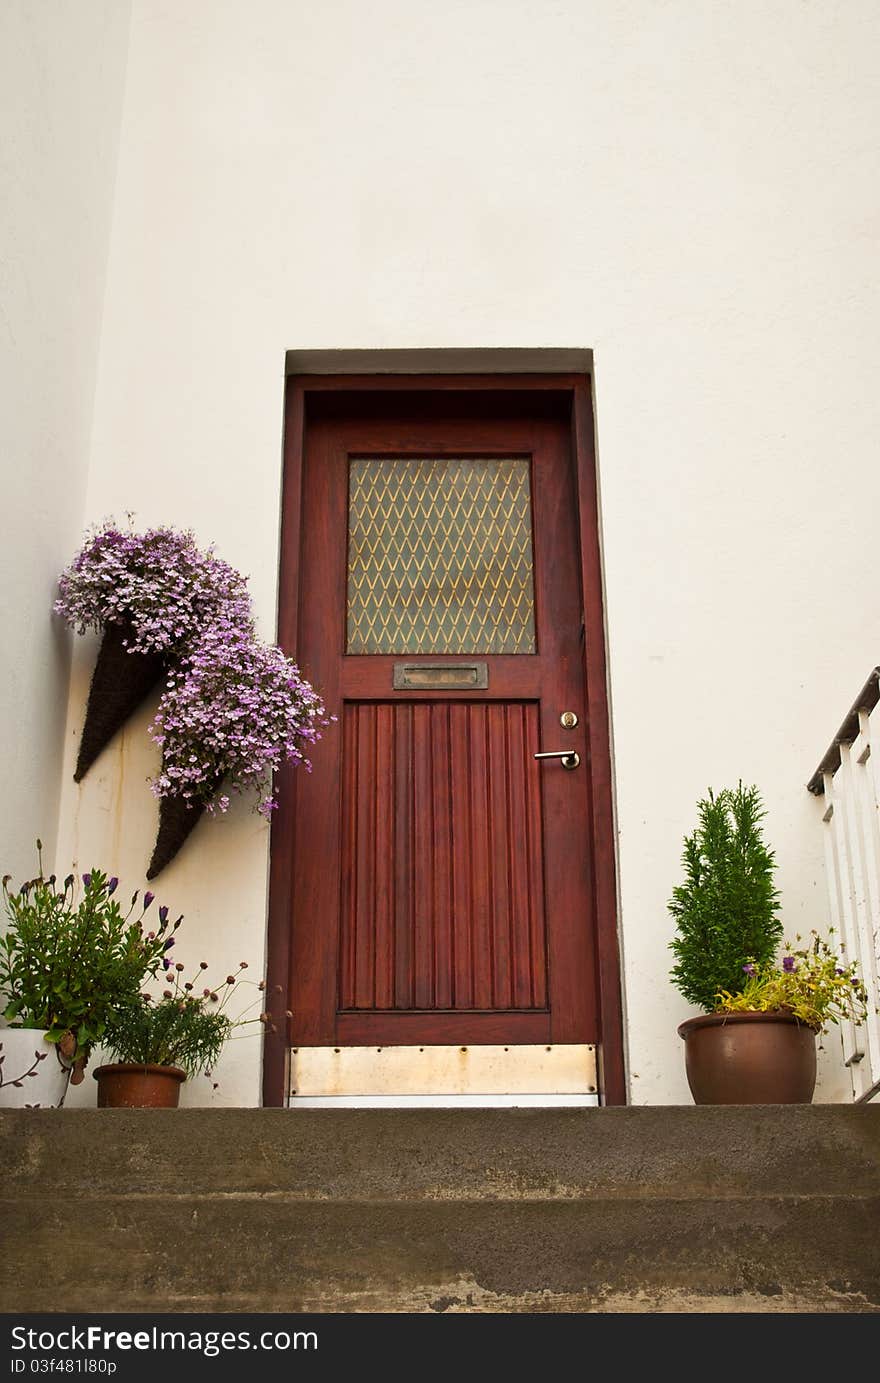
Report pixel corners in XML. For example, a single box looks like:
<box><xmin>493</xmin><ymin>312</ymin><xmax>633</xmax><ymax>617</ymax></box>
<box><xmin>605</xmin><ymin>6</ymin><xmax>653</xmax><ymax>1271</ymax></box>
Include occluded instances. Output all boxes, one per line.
<box><xmin>263</xmin><ymin>372</ymin><xmax>625</xmax><ymax>1105</ymax></box>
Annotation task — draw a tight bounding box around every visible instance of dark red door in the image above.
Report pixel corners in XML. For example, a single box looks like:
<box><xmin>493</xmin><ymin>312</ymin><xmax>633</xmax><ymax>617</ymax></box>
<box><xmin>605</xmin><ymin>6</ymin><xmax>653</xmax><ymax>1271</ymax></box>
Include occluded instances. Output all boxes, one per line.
<box><xmin>286</xmin><ymin>388</ymin><xmax>601</xmax><ymax>1048</ymax></box>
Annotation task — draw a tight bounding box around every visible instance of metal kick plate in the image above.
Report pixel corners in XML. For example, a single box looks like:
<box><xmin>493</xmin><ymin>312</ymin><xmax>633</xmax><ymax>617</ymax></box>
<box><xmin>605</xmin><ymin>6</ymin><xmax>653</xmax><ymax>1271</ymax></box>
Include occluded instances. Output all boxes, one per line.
<box><xmin>393</xmin><ymin>661</ymin><xmax>488</xmax><ymax>690</ymax></box>
<box><xmin>289</xmin><ymin>1044</ymin><xmax>598</xmax><ymax>1098</ymax></box>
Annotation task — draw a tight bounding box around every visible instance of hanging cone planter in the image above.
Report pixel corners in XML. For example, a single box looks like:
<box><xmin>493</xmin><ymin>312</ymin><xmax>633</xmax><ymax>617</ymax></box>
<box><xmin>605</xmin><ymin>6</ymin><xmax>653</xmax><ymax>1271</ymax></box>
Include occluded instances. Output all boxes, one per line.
<box><xmin>147</xmin><ymin>789</ymin><xmax>215</xmax><ymax>879</ymax></box>
<box><xmin>74</xmin><ymin>620</ymin><xmax>166</xmax><ymax>783</ymax></box>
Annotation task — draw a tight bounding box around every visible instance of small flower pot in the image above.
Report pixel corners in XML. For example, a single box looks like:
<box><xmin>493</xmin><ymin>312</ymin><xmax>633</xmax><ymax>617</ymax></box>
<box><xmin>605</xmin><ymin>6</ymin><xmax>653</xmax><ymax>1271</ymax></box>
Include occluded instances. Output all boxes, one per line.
<box><xmin>0</xmin><ymin>1028</ymin><xmax>71</xmax><ymax>1108</ymax></box>
<box><xmin>678</xmin><ymin>1011</ymin><xmax>818</xmax><ymax>1104</ymax></box>
<box><xmin>93</xmin><ymin>1063</ymin><xmax>186</xmax><ymax>1108</ymax></box>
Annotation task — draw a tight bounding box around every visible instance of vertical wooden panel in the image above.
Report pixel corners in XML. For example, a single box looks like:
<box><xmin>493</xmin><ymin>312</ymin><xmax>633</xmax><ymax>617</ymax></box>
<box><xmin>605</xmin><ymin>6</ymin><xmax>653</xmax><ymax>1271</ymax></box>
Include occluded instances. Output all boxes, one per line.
<box><xmin>412</xmin><ymin>703</ymin><xmax>434</xmax><ymax>1007</ymax></box>
<box><xmin>393</xmin><ymin>704</ymin><xmax>414</xmax><ymax>1008</ymax></box>
<box><xmin>353</xmin><ymin>704</ymin><xmax>375</xmax><ymax>1009</ymax></box>
<box><xmin>488</xmin><ymin>704</ymin><xmax>512</xmax><ymax>1008</ymax></box>
<box><xmin>338</xmin><ymin>705</ymin><xmax>358</xmax><ymax>1008</ymax></box>
<box><xmin>432</xmin><ymin>706</ymin><xmax>453</xmax><ymax>1008</ymax></box>
<box><xmin>573</xmin><ymin>377</ymin><xmax>625</xmax><ymax>1100</ymax></box>
<box><xmin>469</xmin><ymin>704</ymin><xmax>493</xmax><ymax>1009</ymax></box>
<box><xmin>524</xmin><ymin>704</ymin><xmax>548</xmax><ymax>1008</ymax></box>
<box><xmin>338</xmin><ymin>700</ymin><xmax>548</xmax><ymax>1012</ymax></box>
<box><xmin>449</xmin><ymin>704</ymin><xmax>474</xmax><ymax>1007</ymax></box>
<box><xmin>507</xmin><ymin>705</ymin><xmax>534</xmax><ymax>1007</ymax></box>
<box><xmin>374</xmin><ymin>704</ymin><xmax>395</xmax><ymax>1009</ymax></box>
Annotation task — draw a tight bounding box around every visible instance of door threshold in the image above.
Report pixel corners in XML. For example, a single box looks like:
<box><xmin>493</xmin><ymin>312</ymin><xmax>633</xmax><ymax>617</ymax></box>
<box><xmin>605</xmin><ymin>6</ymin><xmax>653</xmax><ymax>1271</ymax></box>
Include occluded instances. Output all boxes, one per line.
<box><xmin>288</xmin><ymin>1093</ymin><xmax>601</xmax><ymax>1108</ymax></box>
<box><xmin>288</xmin><ymin>1043</ymin><xmax>598</xmax><ymax>1100</ymax></box>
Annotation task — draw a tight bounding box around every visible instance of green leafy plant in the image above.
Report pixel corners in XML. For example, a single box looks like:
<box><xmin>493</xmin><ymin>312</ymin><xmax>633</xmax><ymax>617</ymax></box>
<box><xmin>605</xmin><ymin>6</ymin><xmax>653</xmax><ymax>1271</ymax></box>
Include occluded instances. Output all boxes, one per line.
<box><xmin>669</xmin><ymin>783</ymin><xmax>782</xmax><ymax>1011</ymax></box>
<box><xmin>717</xmin><ymin>931</ymin><xmax>868</xmax><ymax>1032</ymax></box>
<box><xmin>0</xmin><ymin>845</ymin><xmax>173</xmax><ymax>1076</ymax></box>
<box><xmin>102</xmin><ymin>959</ymin><xmax>279</xmax><ymax>1080</ymax></box>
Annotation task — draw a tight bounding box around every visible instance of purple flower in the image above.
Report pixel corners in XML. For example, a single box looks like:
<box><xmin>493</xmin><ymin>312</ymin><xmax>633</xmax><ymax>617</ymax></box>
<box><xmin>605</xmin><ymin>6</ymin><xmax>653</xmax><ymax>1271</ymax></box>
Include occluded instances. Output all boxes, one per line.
<box><xmin>163</xmin><ymin>937</ymin><xmax>175</xmax><ymax>951</ymax></box>
<box><xmin>159</xmin><ymin>905</ymin><xmax>169</xmax><ymax>924</ymax></box>
<box><xmin>54</xmin><ymin>521</ymin><xmax>253</xmax><ymax>656</ymax></box>
<box><xmin>107</xmin><ymin>876</ymin><xmax>118</xmax><ymax>895</ymax></box>
<box><xmin>742</xmin><ymin>962</ymin><xmax>757</xmax><ymax>977</ymax></box>
<box><xmin>143</xmin><ymin>891</ymin><xmax>155</xmax><ymax>909</ymax></box>
<box><xmin>82</xmin><ymin>872</ymin><xmax>92</xmax><ymax>887</ymax></box>
<box><xmin>146</xmin><ymin>611</ymin><xmax>328</xmax><ymax>816</ymax></box>
<box><xmin>782</xmin><ymin>956</ymin><xmax>797</xmax><ymax>973</ymax></box>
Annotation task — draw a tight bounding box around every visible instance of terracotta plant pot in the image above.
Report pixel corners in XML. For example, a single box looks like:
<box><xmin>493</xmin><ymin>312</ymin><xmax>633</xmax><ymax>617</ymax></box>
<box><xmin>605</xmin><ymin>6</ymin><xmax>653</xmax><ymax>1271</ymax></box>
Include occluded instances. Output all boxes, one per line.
<box><xmin>678</xmin><ymin>1011</ymin><xmax>818</xmax><ymax>1105</ymax></box>
<box><xmin>74</xmin><ymin>620</ymin><xmax>165</xmax><ymax>783</ymax></box>
<box><xmin>0</xmin><ymin>1028</ymin><xmax>71</xmax><ymax>1108</ymax></box>
<box><xmin>93</xmin><ymin>1063</ymin><xmax>186</xmax><ymax>1108</ymax></box>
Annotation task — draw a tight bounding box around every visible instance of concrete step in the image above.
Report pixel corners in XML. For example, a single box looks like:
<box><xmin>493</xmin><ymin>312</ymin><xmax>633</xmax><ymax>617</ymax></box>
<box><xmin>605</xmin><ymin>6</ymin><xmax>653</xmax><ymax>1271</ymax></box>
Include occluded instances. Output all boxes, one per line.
<box><xmin>2</xmin><ymin>1107</ymin><xmax>879</xmax><ymax>1312</ymax></box>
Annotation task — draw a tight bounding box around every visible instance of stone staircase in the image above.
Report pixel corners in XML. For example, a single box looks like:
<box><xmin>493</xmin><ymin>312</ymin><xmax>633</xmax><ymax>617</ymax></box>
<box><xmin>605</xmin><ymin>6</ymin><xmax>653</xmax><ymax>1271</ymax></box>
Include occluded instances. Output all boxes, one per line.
<box><xmin>2</xmin><ymin>1106</ymin><xmax>879</xmax><ymax>1312</ymax></box>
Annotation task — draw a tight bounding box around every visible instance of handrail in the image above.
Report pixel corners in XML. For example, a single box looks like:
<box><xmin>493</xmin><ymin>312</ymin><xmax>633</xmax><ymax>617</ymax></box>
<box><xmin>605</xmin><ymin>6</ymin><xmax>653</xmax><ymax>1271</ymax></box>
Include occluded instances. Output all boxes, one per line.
<box><xmin>810</xmin><ymin>669</ymin><xmax>880</xmax><ymax>1101</ymax></box>
<box><xmin>807</xmin><ymin>667</ymin><xmax>880</xmax><ymax>795</ymax></box>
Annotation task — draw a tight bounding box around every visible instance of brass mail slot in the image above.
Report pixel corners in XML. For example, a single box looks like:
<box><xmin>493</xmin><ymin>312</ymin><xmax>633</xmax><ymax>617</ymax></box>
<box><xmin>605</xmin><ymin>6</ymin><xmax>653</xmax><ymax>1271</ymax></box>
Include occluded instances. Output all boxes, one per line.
<box><xmin>393</xmin><ymin>661</ymin><xmax>488</xmax><ymax>690</ymax></box>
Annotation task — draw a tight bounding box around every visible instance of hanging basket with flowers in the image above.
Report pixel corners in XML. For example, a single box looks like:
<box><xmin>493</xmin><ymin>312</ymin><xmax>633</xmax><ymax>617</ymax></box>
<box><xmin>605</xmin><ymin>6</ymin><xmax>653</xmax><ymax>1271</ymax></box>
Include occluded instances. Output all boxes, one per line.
<box><xmin>146</xmin><ymin>613</ymin><xmax>327</xmax><ymax>876</ymax></box>
<box><xmin>56</xmin><ymin>519</ymin><xmax>330</xmax><ymax>876</ymax></box>
<box><xmin>55</xmin><ymin>523</ymin><xmax>252</xmax><ymax>782</ymax></box>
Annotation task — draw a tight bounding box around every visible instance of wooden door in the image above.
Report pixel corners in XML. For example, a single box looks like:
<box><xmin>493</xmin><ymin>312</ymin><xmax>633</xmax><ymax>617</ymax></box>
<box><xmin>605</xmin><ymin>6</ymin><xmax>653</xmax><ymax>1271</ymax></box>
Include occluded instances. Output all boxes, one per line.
<box><xmin>273</xmin><ymin>382</ymin><xmax>616</xmax><ymax>1069</ymax></box>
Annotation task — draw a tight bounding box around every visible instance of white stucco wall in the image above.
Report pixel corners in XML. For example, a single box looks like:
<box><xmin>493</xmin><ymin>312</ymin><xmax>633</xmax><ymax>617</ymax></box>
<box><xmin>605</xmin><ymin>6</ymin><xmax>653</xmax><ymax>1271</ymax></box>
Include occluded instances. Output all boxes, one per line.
<box><xmin>0</xmin><ymin>0</ymin><xmax>132</xmax><ymax>878</ymax></box>
<box><xmin>50</xmin><ymin>0</ymin><xmax>879</xmax><ymax>1105</ymax></box>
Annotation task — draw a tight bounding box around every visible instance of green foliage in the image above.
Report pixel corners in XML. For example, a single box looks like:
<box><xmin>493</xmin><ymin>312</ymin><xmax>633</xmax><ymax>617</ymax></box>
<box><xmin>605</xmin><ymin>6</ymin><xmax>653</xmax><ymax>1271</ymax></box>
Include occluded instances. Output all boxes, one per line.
<box><xmin>669</xmin><ymin>784</ymin><xmax>782</xmax><ymax>1011</ymax></box>
<box><xmin>717</xmin><ymin>931</ymin><xmax>868</xmax><ymax>1033</ymax></box>
<box><xmin>0</xmin><ymin>847</ymin><xmax>171</xmax><ymax>1069</ymax></box>
<box><xmin>103</xmin><ymin>961</ymin><xmax>268</xmax><ymax>1080</ymax></box>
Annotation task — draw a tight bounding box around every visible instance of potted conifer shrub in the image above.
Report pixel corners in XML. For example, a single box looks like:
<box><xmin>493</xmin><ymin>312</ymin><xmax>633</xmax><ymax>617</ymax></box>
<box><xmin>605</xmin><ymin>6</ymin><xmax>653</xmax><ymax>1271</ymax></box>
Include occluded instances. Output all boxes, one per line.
<box><xmin>669</xmin><ymin>783</ymin><xmax>867</xmax><ymax>1103</ymax></box>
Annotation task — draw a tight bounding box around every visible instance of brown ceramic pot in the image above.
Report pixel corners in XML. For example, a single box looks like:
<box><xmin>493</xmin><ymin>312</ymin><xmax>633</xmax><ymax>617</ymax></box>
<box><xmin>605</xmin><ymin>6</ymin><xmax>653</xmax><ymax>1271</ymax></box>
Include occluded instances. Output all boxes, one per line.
<box><xmin>678</xmin><ymin>1011</ymin><xmax>818</xmax><ymax>1105</ymax></box>
<box><xmin>93</xmin><ymin>1063</ymin><xmax>186</xmax><ymax>1108</ymax></box>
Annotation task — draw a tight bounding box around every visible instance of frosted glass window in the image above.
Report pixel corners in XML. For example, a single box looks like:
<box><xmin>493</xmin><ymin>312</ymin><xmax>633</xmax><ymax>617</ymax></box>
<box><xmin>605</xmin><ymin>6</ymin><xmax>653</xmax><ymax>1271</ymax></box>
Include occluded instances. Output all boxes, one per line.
<box><xmin>347</xmin><ymin>457</ymin><xmax>536</xmax><ymax>655</ymax></box>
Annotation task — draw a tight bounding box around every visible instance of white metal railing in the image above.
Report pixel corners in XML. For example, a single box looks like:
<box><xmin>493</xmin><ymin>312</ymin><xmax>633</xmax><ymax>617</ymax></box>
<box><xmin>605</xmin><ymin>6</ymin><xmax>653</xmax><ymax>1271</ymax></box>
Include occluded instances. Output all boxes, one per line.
<box><xmin>809</xmin><ymin>668</ymin><xmax>880</xmax><ymax>1101</ymax></box>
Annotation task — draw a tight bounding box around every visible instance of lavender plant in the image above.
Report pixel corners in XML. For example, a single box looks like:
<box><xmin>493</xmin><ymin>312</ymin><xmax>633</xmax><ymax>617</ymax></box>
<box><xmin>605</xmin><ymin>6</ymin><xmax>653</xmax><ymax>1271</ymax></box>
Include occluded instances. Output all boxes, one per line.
<box><xmin>0</xmin><ymin>845</ymin><xmax>175</xmax><ymax>1075</ymax></box>
<box><xmin>54</xmin><ymin>521</ymin><xmax>253</xmax><ymax>655</ymax></box>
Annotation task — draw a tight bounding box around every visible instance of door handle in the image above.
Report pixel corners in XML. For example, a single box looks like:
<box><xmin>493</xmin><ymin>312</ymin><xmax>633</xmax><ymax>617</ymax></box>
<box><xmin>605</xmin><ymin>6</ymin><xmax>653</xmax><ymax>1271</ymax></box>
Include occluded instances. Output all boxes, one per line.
<box><xmin>534</xmin><ymin>750</ymin><xmax>580</xmax><ymax>770</ymax></box>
